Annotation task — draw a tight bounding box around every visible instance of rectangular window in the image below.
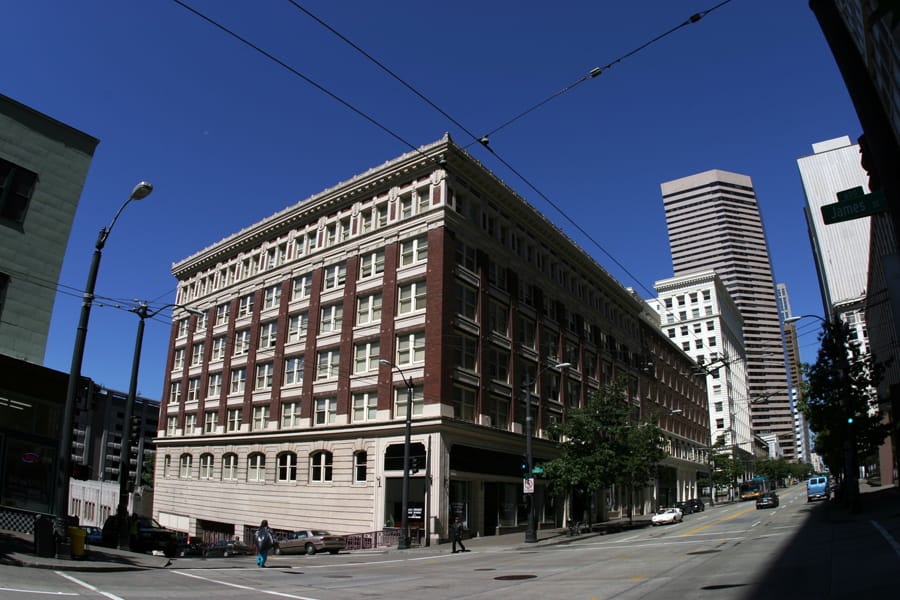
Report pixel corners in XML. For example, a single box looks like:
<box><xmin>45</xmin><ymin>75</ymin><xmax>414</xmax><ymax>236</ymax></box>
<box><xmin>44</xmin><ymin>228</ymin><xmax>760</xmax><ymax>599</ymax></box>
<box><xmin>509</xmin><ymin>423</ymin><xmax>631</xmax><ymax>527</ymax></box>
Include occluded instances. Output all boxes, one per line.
<box><xmin>488</xmin><ymin>303</ymin><xmax>509</xmax><ymax>336</ymax></box>
<box><xmin>516</xmin><ymin>315</ymin><xmax>536</xmax><ymax>349</ymax></box>
<box><xmin>487</xmin><ymin>347</ymin><xmax>510</xmax><ymax>383</ymax></box>
<box><xmin>455</xmin><ymin>240</ymin><xmax>477</xmax><ymax>271</ymax></box>
<box><xmin>227</xmin><ymin>408</ymin><xmax>242</xmax><ymax>432</ymax></box>
<box><xmin>356</xmin><ymin>293</ymin><xmax>382</xmax><ymax>325</ymax></box>
<box><xmin>287</xmin><ymin>312</ymin><xmax>309</xmax><ymax>343</ymax></box>
<box><xmin>0</xmin><ymin>158</ymin><xmax>38</xmax><ymax>224</ymax></box>
<box><xmin>277</xmin><ymin>453</ymin><xmax>298</xmax><ymax>482</ymax></box>
<box><xmin>238</xmin><ymin>294</ymin><xmax>254</xmax><ymax>317</ymax></box>
<box><xmin>284</xmin><ymin>356</ymin><xmax>305</xmax><ymax>386</ymax></box>
<box><xmin>398</xmin><ymin>281</ymin><xmax>427</xmax><ymax>314</ymax></box>
<box><xmin>359</xmin><ymin>250</ymin><xmax>385</xmax><ymax>278</ymax></box>
<box><xmin>206</xmin><ymin>373</ymin><xmax>222</xmax><ymax>398</ymax></box>
<box><xmin>252</xmin><ymin>405</ymin><xmax>270</xmax><ymax>430</ymax></box>
<box><xmin>320</xmin><ymin>304</ymin><xmax>343</xmax><ymax>333</ymax></box>
<box><xmin>400</xmin><ymin>236</ymin><xmax>428</xmax><ymax>266</ymax></box>
<box><xmin>255</xmin><ymin>362</ymin><xmax>274</xmax><ymax>390</ymax></box>
<box><xmin>172</xmin><ymin>348</ymin><xmax>185</xmax><ymax>371</ymax></box>
<box><xmin>354</xmin><ymin>341</ymin><xmax>380</xmax><ymax>373</ymax></box>
<box><xmin>397</xmin><ymin>332</ymin><xmax>425</xmax><ymax>365</ymax></box>
<box><xmin>204</xmin><ymin>410</ymin><xmax>218</xmax><ymax>433</ymax></box>
<box><xmin>169</xmin><ymin>381</ymin><xmax>182</xmax><ymax>404</ymax></box>
<box><xmin>352</xmin><ymin>392</ymin><xmax>378</xmax><ymax>422</ymax></box>
<box><xmin>177</xmin><ymin>318</ymin><xmax>190</xmax><ymax>338</ymax></box>
<box><xmin>400</xmin><ymin>194</ymin><xmax>413</xmax><ymax>218</ymax></box>
<box><xmin>394</xmin><ymin>385</ymin><xmax>424</xmax><ymax>418</ymax></box>
<box><xmin>216</xmin><ymin>303</ymin><xmax>230</xmax><ymax>325</ymax></box>
<box><xmin>292</xmin><ymin>274</ymin><xmax>312</xmax><ymax>300</ymax></box>
<box><xmin>455</xmin><ymin>283</ymin><xmax>477</xmax><ymax>319</ymax></box>
<box><xmin>281</xmin><ymin>401</ymin><xmax>302</xmax><ymax>428</ymax></box>
<box><xmin>186</xmin><ymin>377</ymin><xmax>201</xmax><ymax>401</ymax></box>
<box><xmin>231</xmin><ymin>329</ymin><xmax>250</xmax><ymax>356</ymax></box>
<box><xmin>263</xmin><ymin>284</ymin><xmax>282</xmax><ymax>310</ymax></box>
<box><xmin>167</xmin><ymin>416</ymin><xmax>178</xmax><ymax>436</ymax></box>
<box><xmin>191</xmin><ymin>342</ymin><xmax>205</xmax><ymax>366</ymax></box>
<box><xmin>259</xmin><ymin>321</ymin><xmax>278</xmax><ymax>349</ymax></box>
<box><xmin>323</xmin><ymin>262</ymin><xmax>346</xmax><ymax>289</ymax></box>
<box><xmin>184</xmin><ymin>413</ymin><xmax>197</xmax><ymax>434</ymax></box>
<box><xmin>248</xmin><ymin>454</ymin><xmax>265</xmax><ymax>482</ymax></box>
<box><xmin>211</xmin><ymin>336</ymin><xmax>227</xmax><ymax>360</ymax></box>
<box><xmin>314</xmin><ymin>397</ymin><xmax>337</xmax><ymax>425</ymax></box>
<box><xmin>454</xmin><ymin>334</ymin><xmax>477</xmax><ymax>371</ymax></box>
<box><xmin>230</xmin><ymin>367</ymin><xmax>246</xmax><ymax>393</ymax></box>
<box><xmin>317</xmin><ymin>350</ymin><xmax>340</xmax><ymax>380</ymax></box>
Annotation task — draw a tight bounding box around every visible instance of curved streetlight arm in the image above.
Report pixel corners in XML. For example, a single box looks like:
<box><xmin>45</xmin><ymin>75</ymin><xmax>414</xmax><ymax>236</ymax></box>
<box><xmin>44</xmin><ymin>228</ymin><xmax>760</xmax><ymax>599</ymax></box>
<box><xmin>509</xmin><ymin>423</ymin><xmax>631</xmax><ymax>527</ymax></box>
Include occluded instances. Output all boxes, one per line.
<box><xmin>55</xmin><ymin>181</ymin><xmax>153</xmax><ymax>538</ymax></box>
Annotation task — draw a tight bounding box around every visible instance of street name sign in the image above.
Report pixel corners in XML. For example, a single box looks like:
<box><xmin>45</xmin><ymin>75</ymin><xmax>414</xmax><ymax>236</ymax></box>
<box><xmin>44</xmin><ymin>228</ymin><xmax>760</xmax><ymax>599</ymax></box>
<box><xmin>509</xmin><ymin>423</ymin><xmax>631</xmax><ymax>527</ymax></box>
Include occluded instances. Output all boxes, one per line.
<box><xmin>821</xmin><ymin>186</ymin><xmax>886</xmax><ymax>225</ymax></box>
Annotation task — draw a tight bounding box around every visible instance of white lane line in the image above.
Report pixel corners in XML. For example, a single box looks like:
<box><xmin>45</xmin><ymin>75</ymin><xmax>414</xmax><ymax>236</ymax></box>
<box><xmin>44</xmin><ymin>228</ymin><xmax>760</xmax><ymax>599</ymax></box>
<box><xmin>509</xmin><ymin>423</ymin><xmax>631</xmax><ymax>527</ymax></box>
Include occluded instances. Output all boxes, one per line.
<box><xmin>870</xmin><ymin>520</ymin><xmax>900</xmax><ymax>559</ymax></box>
<box><xmin>0</xmin><ymin>587</ymin><xmax>77</xmax><ymax>596</ymax></box>
<box><xmin>174</xmin><ymin>570</ymin><xmax>321</xmax><ymax>599</ymax></box>
<box><xmin>54</xmin><ymin>572</ymin><xmax>123</xmax><ymax>600</ymax></box>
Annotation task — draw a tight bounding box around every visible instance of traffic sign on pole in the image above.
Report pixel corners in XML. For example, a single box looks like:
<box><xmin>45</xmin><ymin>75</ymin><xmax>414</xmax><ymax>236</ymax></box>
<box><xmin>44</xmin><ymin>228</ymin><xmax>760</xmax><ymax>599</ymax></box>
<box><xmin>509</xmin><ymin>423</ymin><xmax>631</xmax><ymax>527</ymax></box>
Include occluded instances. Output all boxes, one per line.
<box><xmin>523</xmin><ymin>478</ymin><xmax>535</xmax><ymax>494</ymax></box>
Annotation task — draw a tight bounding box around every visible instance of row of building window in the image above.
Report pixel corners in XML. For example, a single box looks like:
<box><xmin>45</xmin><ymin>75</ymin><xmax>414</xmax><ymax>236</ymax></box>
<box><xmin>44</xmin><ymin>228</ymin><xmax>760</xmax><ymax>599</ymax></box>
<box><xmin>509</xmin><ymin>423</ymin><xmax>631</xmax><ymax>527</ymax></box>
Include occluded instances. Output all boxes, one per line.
<box><xmin>162</xmin><ymin>450</ymin><xmax>368</xmax><ymax>484</ymax></box>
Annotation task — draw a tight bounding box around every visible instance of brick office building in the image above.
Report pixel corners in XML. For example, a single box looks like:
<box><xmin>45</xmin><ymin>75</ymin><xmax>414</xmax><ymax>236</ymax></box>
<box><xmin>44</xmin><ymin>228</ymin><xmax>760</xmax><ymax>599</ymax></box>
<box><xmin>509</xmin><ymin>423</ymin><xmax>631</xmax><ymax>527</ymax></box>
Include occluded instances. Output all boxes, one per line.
<box><xmin>152</xmin><ymin>135</ymin><xmax>708</xmax><ymax>545</ymax></box>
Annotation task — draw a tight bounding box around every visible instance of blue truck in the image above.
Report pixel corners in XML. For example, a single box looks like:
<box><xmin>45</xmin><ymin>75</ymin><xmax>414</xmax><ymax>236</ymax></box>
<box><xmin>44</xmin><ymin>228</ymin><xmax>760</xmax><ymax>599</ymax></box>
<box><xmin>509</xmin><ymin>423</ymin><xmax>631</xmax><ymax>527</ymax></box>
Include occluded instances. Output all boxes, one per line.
<box><xmin>807</xmin><ymin>475</ymin><xmax>830</xmax><ymax>502</ymax></box>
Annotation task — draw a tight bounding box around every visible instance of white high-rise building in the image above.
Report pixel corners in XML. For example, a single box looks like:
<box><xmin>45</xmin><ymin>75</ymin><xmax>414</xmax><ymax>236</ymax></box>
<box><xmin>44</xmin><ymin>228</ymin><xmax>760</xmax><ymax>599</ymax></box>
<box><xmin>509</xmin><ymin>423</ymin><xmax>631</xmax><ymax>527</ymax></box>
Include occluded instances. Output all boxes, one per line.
<box><xmin>653</xmin><ymin>271</ymin><xmax>752</xmax><ymax>456</ymax></box>
<box><xmin>798</xmin><ymin>136</ymin><xmax>871</xmax><ymax>347</ymax></box>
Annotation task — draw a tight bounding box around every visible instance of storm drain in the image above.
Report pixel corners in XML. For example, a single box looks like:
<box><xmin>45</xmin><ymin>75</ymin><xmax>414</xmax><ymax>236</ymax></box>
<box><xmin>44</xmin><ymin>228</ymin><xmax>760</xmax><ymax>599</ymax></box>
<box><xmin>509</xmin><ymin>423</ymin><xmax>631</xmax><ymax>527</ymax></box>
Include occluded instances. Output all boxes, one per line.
<box><xmin>494</xmin><ymin>574</ymin><xmax>538</xmax><ymax>581</ymax></box>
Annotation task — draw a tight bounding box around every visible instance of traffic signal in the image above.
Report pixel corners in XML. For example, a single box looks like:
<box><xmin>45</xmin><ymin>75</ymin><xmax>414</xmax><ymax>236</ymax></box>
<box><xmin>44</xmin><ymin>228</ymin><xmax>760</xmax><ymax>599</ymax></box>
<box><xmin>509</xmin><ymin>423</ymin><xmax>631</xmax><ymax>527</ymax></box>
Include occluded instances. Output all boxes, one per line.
<box><xmin>410</xmin><ymin>457</ymin><xmax>419</xmax><ymax>474</ymax></box>
<box><xmin>521</xmin><ymin>458</ymin><xmax>528</xmax><ymax>478</ymax></box>
<box><xmin>130</xmin><ymin>416</ymin><xmax>142</xmax><ymax>441</ymax></box>
<box><xmin>848</xmin><ymin>417</ymin><xmax>854</xmax><ymax>424</ymax></box>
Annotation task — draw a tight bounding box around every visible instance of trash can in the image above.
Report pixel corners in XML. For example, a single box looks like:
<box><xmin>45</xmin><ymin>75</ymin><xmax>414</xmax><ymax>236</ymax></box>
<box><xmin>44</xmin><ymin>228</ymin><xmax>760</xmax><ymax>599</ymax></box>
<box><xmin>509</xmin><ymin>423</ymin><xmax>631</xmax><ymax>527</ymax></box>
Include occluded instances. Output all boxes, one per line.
<box><xmin>68</xmin><ymin>526</ymin><xmax>86</xmax><ymax>559</ymax></box>
<box><xmin>34</xmin><ymin>515</ymin><xmax>55</xmax><ymax>558</ymax></box>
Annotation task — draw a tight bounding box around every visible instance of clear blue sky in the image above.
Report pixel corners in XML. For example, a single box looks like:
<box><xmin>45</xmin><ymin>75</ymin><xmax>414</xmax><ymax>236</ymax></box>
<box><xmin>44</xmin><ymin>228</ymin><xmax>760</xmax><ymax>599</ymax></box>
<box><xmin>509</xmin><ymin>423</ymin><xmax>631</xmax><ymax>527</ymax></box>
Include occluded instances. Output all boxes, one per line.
<box><xmin>4</xmin><ymin>1</ymin><xmax>856</xmax><ymax>398</ymax></box>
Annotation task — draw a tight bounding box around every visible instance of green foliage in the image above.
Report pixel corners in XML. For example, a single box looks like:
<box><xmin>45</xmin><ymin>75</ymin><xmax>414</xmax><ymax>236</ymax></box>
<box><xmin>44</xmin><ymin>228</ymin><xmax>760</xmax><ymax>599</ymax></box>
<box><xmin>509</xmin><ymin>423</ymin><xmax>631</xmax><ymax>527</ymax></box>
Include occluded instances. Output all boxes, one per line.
<box><xmin>799</xmin><ymin>319</ymin><xmax>892</xmax><ymax>476</ymax></box>
<box><xmin>542</xmin><ymin>379</ymin><xmax>667</xmax><ymax>498</ymax></box>
<box><xmin>141</xmin><ymin>451</ymin><xmax>155</xmax><ymax>490</ymax></box>
<box><xmin>754</xmin><ymin>458</ymin><xmax>791</xmax><ymax>484</ymax></box>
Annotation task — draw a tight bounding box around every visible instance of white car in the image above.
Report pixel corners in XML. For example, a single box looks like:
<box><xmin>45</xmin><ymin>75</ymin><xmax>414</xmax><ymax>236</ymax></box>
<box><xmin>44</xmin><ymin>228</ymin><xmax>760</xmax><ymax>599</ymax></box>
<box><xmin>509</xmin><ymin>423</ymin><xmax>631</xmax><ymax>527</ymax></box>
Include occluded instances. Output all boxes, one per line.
<box><xmin>651</xmin><ymin>508</ymin><xmax>683</xmax><ymax>526</ymax></box>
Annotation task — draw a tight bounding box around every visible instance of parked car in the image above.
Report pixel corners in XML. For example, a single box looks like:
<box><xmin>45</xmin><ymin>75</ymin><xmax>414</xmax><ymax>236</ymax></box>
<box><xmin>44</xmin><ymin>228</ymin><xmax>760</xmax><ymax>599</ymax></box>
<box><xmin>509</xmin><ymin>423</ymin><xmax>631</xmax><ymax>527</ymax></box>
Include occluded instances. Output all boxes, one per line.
<box><xmin>651</xmin><ymin>508</ymin><xmax>683</xmax><ymax>526</ymax></box>
<box><xmin>756</xmin><ymin>492</ymin><xmax>780</xmax><ymax>509</ymax></box>
<box><xmin>674</xmin><ymin>501</ymin><xmax>694</xmax><ymax>515</ymax></box>
<box><xmin>275</xmin><ymin>529</ymin><xmax>346</xmax><ymax>555</ymax></box>
<box><xmin>687</xmin><ymin>498</ymin><xmax>705</xmax><ymax>512</ymax></box>
<box><xmin>83</xmin><ymin>526</ymin><xmax>103</xmax><ymax>545</ymax></box>
<box><xmin>203</xmin><ymin>539</ymin><xmax>253</xmax><ymax>557</ymax></box>
<box><xmin>101</xmin><ymin>515</ymin><xmax>178</xmax><ymax>557</ymax></box>
<box><xmin>174</xmin><ymin>533</ymin><xmax>205</xmax><ymax>557</ymax></box>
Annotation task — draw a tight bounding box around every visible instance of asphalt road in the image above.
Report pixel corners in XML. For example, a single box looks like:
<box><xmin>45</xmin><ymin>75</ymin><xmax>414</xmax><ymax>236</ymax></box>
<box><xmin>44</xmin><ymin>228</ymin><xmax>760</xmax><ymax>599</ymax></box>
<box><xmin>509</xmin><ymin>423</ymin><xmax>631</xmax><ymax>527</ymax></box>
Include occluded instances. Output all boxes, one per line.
<box><xmin>2</xmin><ymin>485</ymin><xmax>898</xmax><ymax>599</ymax></box>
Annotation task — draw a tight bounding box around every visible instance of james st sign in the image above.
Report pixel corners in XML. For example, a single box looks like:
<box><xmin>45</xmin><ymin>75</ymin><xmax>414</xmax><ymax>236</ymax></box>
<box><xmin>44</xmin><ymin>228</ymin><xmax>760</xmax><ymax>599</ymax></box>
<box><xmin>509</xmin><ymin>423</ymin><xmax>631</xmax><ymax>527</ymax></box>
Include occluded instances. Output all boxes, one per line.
<box><xmin>821</xmin><ymin>186</ymin><xmax>886</xmax><ymax>225</ymax></box>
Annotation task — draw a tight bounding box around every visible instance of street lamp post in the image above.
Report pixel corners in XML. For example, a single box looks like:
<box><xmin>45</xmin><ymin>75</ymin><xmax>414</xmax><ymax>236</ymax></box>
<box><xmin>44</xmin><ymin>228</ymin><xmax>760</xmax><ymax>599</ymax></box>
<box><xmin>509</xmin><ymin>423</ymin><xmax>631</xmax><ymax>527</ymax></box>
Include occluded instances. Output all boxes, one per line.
<box><xmin>380</xmin><ymin>359</ymin><xmax>414</xmax><ymax>550</ymax></box>
<box><xmin>54</xmin><ymin>182</ymin><xmax>153</xmax><ymax>541</ymax></box>
<box><xmin>523</xmin><ymin>361</ymin><xmax>571</xmax><ymax>543</ymax></box>
<box><xmin>116</xmin><ymin>301</ymin><xmax>201</xmax><ymax>549</ymax></box>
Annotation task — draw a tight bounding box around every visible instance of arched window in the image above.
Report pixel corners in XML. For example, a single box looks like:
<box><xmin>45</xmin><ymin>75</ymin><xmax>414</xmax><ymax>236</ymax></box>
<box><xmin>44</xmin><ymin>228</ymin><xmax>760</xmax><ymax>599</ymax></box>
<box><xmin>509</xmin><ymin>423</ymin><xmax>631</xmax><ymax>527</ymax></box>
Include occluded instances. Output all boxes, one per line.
<box><xmin>354</xmin><ymin>451</ymin><xmax>368</xmax><ymax>483</ymax></box>
<box><xmin>310</xmin><ymin>451</ymin><xmax>333</xmax><ymax>482</ymax></box>
<box><xmin>179</xmin><ymin>454</ymin><xmax>192</xmax><ymax>478</ymax></box>
<box><xmin>222</xmin><ymin>453</ymin><xmax>238</xmax><ymax>480</ymax></box>
<box><xmin>277</xmin><ymin>452</ymin><xmax>298</xmax><ymax>482</ymax></box>
<box><xmin>248</xmin><ymin>452</ymin><xmax>266</xmax><ymax>482</ymax></box>
<box><xmin>199</xmin><ymin>453</ymin><xmax>214</xmax><ymax>479</ymax></box>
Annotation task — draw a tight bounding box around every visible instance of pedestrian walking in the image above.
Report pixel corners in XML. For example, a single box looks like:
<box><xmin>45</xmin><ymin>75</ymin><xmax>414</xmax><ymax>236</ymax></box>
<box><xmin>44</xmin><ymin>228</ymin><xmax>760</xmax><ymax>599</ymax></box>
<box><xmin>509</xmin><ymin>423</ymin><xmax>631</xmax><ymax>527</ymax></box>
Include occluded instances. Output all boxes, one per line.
<box><xmin>451</xmin><ymin>517</ymin><xmax>469</xmax><ymax>553</ymax></box>
<box><xmin>255</xmin><ymin>520</ymin><xmax>275</xmax><ymax>567</ymax></box>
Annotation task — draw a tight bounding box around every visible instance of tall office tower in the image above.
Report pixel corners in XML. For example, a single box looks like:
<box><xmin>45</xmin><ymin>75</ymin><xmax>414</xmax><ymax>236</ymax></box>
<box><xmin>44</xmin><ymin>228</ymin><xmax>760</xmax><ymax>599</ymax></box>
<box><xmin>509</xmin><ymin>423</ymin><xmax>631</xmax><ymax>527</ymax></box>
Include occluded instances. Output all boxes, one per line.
<box><xmin>776</xmin><ymin>283</ymin><xmax>811</xmax><ymax>464</ymax></box>
<box><xmin>798</xmin><ymin>136</ymin><xmax>871</xmax><ymax>343</ymax></box>
<box><xmin>661</xmin><ymin>169</ymin><xmax>796</xmax><ymax>461</ymax></box>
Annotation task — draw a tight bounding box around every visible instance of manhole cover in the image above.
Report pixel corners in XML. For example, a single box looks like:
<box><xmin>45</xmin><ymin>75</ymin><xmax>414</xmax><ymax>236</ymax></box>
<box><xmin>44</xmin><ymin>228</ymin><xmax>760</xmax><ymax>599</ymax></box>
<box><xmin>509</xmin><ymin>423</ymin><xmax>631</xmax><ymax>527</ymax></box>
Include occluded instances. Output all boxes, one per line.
<box><xmin>495</xmin><ymin>574</ymin><xmax>537</xmax><ymax>581</ymax></box>
<box><xmin>687</xmin><ymin>550</ymin><xmax>721</xmax><ymax>555</ymax></box>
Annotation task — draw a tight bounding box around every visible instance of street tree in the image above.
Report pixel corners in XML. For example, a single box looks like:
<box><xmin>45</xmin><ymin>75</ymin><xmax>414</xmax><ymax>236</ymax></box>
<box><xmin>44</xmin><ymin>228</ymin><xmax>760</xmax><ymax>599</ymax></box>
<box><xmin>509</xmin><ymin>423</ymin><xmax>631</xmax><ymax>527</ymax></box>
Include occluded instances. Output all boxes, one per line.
<box><xmin>754</xmin><ymin>458</ymin><xmax>791</xmax><ymax>486</ymax></box>
<box><xmin>800</xmin><ymin>319</ymin><xmax>892</xmax><ymax>502</ymax></box>
<box><xmin>542</xmin><ymin>379</ymin><xmax>667</xmax><ymax>523</ymax></box>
